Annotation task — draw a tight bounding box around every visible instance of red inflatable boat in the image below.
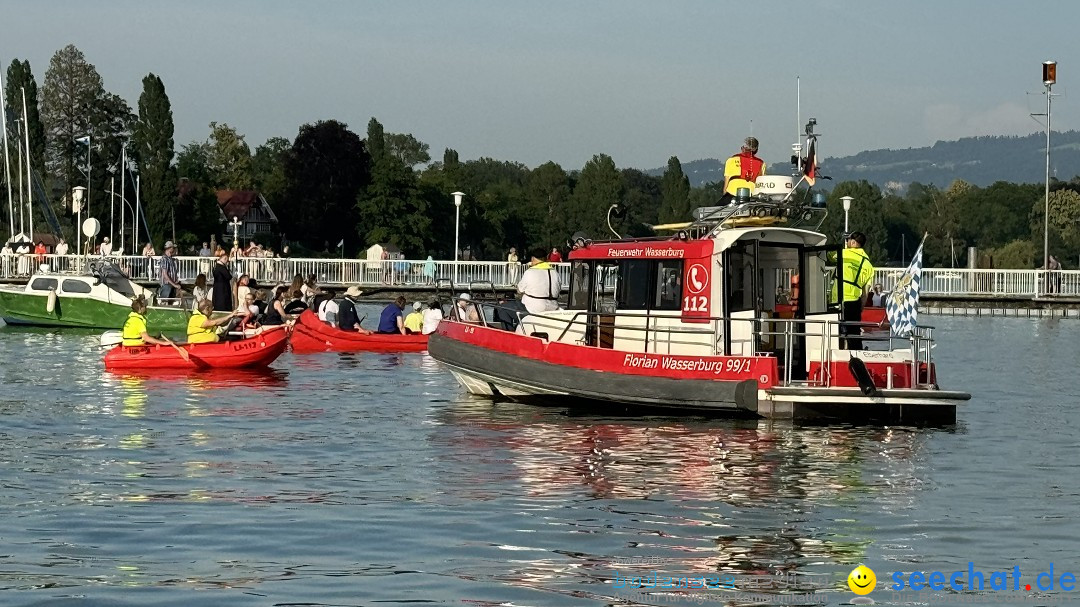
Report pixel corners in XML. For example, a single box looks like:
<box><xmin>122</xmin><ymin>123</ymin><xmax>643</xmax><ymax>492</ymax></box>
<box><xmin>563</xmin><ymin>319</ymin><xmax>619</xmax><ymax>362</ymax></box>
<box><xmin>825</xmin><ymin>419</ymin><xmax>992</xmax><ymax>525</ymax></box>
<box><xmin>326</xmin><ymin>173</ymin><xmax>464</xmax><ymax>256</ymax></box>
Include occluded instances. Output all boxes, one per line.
<box><xmin>291</xmin><ymin>309</ymin><xmax>428</xmax><ymax>353</ymax></box>
<box><xmin>104</xmin><ymin>326</ymin><xmax>290</xmax><ymax>371</ymax></box>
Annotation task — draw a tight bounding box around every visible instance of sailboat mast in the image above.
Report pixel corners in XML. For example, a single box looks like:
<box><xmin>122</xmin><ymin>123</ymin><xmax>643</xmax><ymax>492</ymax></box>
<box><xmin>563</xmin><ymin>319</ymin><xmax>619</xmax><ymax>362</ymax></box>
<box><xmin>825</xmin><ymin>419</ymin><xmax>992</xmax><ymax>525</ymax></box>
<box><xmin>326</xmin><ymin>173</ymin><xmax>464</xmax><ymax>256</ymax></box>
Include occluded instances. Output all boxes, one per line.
<box><xmin>21</xmin><ymin>88</ymin><xmax>32</xmax><ymax>240</ymax></box>
<box><xmin>16</xmin><ymin>118</ymin><xmax>23</xmax><ymax>235</ymax></box>
<box><xmin>121</xmin><ymin>143</ymin><xmax>126</xmax><ymax>252</ymax></box>
<box><xmin>0</xmin><ymin>66</ymin><xmax>13</xmax><ymax>240</ymax></box>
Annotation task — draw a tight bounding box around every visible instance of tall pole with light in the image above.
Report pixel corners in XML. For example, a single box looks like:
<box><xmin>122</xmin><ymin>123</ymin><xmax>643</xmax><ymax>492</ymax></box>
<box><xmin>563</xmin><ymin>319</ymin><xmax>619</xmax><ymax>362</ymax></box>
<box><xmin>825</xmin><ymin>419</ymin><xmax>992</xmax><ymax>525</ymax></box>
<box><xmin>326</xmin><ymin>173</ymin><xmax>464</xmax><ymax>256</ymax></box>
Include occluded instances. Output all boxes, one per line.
<box><xmin>1042</xmin><ymin>60</ymin><xmax>1056</xmax><ymax>294</ymax></box>
<box><xmin>840</xmin><ymin>196</ymin><xmax>853</xmax><ymax>236</ymax></box>
<box><xmin>452</xmin><ymin>191</ymin><xmax>464</xmax><ymax>262</ymax></box>
<box><xmin>452</xmin><ymin>191</ymin><xmax>464</xmax><ymax>286</ymax></box>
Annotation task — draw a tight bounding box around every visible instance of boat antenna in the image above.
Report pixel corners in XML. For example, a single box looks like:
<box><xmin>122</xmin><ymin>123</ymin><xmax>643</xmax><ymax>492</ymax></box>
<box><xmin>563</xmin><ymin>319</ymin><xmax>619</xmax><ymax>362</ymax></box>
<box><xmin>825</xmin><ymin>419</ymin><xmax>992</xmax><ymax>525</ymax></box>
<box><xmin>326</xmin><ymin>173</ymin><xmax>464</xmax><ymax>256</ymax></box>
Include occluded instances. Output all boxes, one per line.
<box><xmin>796</xmin><ymin>76</ymin><xmax>801</xmax><ymax>174</ymax></box>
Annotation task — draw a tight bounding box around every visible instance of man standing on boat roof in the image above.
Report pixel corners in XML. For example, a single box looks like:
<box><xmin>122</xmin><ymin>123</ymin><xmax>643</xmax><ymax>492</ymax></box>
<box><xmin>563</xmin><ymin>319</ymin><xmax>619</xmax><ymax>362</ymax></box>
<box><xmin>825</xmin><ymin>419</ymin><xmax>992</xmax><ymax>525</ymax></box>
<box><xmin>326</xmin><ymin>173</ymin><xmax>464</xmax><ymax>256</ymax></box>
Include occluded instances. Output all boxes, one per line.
<box><xmin>517</xmin><ymin>247</ymin><xmax>562</xmax><ymax>314</ymax></box>
<box><xmin>832</xmin><ymin>231</ymin><xmax>875</xmax><ymax>350</ymax></box>
<box><xmin>722</xmin><ymin>137</ymin><xmax>767</xmax><ymax>204</ymax></box>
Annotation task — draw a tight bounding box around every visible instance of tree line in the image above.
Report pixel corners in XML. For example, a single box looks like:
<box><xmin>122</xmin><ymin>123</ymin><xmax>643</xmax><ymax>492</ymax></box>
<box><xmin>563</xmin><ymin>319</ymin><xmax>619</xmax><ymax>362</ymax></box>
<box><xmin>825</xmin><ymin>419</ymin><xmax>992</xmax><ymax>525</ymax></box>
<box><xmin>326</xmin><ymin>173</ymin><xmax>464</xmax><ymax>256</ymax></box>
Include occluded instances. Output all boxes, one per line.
<box><xmin>3</xmin><ymin>44</ymin><xmax>1077</xmax><ymax>268</ymax></box>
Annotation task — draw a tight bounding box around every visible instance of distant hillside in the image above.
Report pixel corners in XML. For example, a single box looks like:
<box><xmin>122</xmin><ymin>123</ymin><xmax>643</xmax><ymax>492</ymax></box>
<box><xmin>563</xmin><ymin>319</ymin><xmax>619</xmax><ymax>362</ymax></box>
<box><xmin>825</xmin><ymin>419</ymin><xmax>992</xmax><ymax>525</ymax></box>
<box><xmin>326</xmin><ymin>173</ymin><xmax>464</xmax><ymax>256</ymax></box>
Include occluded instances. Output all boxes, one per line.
<box><xmin>650</xmin><ymin>131</ymin><xmax>1080</xmax><ymax>190</ymax></box>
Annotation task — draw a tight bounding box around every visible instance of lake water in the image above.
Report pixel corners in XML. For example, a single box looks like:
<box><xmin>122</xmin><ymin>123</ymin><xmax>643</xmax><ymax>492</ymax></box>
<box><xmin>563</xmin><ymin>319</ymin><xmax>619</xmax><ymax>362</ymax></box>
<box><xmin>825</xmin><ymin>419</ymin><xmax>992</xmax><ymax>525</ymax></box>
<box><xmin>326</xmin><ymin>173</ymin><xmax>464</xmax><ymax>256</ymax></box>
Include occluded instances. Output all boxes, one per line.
<box><xmin>1</xmin><ymin>312</ymin><xmax>1077</xmax><ymax>607</ymax></box>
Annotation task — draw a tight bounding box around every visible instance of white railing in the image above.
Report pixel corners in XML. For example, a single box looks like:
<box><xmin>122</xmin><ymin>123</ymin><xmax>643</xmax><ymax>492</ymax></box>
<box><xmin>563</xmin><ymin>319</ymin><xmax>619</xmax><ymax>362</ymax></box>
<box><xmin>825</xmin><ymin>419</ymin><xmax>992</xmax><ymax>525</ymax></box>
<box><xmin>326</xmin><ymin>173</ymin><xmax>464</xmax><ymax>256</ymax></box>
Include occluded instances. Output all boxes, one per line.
<box><xmin>0</xmin><ymin>254</ymin><xmax>571</xmax><ymax>290</ymax></box>
<box><xmin>875</xmin><ymin>267</ymin><xmax>1075</xmax><ymax>298</ymax></box>
<box><xmin>1</xmin><ymin>254</ymin><xmax>1075</xmax><ymax>298</ymax></box>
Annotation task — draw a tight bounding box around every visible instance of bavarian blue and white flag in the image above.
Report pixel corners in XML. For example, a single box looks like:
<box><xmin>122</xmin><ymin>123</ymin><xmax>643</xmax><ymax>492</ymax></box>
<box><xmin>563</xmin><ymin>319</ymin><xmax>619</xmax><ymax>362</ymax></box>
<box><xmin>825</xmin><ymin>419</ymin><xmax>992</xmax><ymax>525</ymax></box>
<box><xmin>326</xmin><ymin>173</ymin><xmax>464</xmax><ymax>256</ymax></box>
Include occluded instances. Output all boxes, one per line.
<box><xmin>885</xmin><ymin>238</ymin><xmax>924</xmax><ymax>337</ymax></box>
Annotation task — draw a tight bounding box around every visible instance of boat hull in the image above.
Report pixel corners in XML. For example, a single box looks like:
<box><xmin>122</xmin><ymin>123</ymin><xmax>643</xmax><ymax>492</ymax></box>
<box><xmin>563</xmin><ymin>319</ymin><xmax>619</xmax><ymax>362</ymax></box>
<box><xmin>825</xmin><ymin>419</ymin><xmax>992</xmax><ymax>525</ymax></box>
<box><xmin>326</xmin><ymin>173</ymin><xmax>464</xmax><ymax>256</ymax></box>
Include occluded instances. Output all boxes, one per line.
<box><xmin>0</xmin><ymin>289</ymin><xmax>189</xmax><ymax>331</ymax></box>
<box><xmin>428</xmin><ymin>325</ymin><xmax>765</xmax><ymax>413</ymax></box>
<box><xmin>291</xmin><ymin>310</ymin><xmax>428</xmax><ymax>352</ymax></box>
<box><xmin>429</xmin><ymin>321</ymin><xmax>968</xmax><ymax>422</ymax></box>
<box><xmin>104</xmin><ymin>326</ymin><xmax>289</xmax><ymax>371</ymax></box>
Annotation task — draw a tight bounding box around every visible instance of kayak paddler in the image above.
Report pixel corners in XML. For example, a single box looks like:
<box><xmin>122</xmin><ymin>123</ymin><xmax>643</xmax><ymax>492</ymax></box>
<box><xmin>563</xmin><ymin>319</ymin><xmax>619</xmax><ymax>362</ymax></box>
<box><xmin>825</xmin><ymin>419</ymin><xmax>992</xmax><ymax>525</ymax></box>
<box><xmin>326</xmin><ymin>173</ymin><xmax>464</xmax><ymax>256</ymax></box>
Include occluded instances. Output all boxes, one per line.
<box><xmin>187</xmin><ymin>298</ymin><xmax>243</xmax><ymax>344</ymax></box>
<box><xmin>122</xmin><ymin>296</ymin><xmax>170</xmax><ymax>346</ymax></box>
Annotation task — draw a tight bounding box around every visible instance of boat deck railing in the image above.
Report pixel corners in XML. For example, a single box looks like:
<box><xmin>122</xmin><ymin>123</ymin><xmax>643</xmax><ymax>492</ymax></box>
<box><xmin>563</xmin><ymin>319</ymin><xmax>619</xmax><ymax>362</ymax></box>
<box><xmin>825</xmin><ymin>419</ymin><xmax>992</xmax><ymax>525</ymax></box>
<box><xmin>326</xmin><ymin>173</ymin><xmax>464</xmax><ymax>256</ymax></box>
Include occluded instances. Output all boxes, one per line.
<box><xmin>447</xmin><ymin>299</ymin><xmax>937</xmax><ymax>390</ymax></box>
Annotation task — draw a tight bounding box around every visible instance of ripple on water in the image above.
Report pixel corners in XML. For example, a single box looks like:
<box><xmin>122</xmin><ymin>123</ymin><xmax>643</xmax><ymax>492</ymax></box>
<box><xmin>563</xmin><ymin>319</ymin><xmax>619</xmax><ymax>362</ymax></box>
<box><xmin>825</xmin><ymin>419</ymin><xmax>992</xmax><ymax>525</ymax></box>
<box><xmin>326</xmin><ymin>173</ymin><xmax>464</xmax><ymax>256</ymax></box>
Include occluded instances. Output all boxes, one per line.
<box><xmin>0</xmin><ymin>317</ymin><xmax>1078</xmax><ymax>606</ymax></box>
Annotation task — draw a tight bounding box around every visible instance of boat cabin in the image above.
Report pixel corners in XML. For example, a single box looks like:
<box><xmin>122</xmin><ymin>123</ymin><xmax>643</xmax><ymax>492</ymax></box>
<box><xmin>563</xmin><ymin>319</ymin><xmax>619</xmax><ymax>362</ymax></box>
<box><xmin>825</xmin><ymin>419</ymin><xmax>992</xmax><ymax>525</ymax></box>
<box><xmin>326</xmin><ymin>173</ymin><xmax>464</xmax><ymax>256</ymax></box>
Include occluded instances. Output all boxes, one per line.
<box><xmin>520</xmin><ymin>226</ymin><xmax>841</xmax><ymax>379</ymax></box>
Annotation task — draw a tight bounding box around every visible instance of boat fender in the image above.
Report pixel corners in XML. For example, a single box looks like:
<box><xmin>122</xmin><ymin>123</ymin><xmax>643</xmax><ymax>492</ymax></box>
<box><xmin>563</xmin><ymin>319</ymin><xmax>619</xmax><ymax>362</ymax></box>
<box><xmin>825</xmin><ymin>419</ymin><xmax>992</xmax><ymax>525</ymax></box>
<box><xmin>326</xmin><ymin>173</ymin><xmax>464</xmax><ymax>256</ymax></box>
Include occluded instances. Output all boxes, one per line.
<box><xmin>848</xmin><ymin>356</ymin><xmax>878</xmax><ymax>396</ymax></box>
<box><xmin>46</xmin><ymin>288</ymin><xmax>57</xmax><ymax>314</ymax></box>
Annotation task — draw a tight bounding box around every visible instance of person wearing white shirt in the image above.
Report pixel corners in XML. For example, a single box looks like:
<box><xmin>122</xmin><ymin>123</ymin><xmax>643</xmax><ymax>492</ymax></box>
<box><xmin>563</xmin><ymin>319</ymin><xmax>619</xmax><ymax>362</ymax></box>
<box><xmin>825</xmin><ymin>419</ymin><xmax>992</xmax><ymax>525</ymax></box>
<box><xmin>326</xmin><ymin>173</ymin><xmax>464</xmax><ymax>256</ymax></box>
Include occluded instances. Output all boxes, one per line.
<box><xmin>98</xmin><ymin>237</ymin><xmax>112</xmax><ymax>256</ymax></box>
<box><xmin>516</xmin><ymin>247</ymin><xmax>562</xmax><ymax>314</ymax></box>
<box><xmin>421</xmin><ymin>301</ymin><xmax>444</xmax><ymax>334</ymax></box>
<box><xmin>317</xmin><ymin>295</ymin><xmax>340</xmax><ymax>325</ymax></box>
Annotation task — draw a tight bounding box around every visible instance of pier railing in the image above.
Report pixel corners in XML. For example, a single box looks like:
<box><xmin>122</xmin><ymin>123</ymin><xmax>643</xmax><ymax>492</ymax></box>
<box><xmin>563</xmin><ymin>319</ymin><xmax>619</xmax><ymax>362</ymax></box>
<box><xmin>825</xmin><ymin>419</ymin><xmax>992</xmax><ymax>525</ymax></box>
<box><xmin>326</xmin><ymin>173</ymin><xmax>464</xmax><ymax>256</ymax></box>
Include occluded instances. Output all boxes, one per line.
<box><xmin>0</xmin><ymin>254</ymin><xmax>1076</xmax><ymax>298</ymax></box>
<box><xmin>873</xmin><ymin>267</ymin><xmax>1075</xmax><ymax>298</ymax></box>
<box><xmin>0</xmin><ymin>254</ymin><xmax>571</xmax><ymax>291</ymax></box>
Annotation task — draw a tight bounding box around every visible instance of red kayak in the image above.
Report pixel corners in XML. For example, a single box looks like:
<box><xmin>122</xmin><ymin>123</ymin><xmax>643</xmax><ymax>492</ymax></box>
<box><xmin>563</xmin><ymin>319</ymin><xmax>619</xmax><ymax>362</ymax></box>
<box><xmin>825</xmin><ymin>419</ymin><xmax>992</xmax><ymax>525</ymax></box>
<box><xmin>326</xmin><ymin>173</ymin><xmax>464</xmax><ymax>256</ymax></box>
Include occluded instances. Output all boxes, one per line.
<box><xmin>104</xmin><ymin>326</ymin><xmax>290</xmax><ymax>371</ymax></box>
<box><xmin>291</xmin><ymin>309</ymin><xmax>428</xmax><ymax>353</ymax></box>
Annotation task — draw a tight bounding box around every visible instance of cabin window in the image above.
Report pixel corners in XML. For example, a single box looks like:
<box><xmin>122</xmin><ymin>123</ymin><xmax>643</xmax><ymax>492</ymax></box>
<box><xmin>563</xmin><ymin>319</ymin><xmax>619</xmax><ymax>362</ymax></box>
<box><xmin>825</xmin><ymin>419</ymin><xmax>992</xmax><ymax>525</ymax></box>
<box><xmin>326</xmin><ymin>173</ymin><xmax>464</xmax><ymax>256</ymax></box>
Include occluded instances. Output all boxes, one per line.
<box><xmin>592</xmin><ymin>263</ymin><xmax>619</xmax><ymax>314</ymax></box>
<box><xmin>61</xmin><ymin>279</ymin><xmax>92</xmax><ymax>294</ymax></box>
<box><xmin>568</xmin><ymin>261</ymin><xmax>591</xmax><ymax>310</ymax></box>
<box><xmin>654</xmin><ymin>260</ymin><xmax>683</xmax><ymax>311</ymax></box>
<box><xmin>30</xmin><ymin>278</ymin><xmax>57</xmax><ymax>292</ymax></box>
<box><xmin>726</xmin><ymin>242</ymin><xmax>756</xmax><ymax>313</ymax></box>
<box><xmin>616</xmin><ymin>259</ymin><xmax>650</xmax><ymax>309</ymax></box>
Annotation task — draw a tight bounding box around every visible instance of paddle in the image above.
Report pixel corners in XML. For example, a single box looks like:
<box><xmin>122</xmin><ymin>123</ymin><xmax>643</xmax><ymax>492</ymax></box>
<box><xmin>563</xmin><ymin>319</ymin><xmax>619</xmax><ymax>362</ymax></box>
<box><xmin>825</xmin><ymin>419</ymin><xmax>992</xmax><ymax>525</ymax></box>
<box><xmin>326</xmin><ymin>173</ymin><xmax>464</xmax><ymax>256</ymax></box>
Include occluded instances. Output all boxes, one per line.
<box><xmin>161</xmin><ymin>335</ymin><xmax>191</xmax><ymax>363</ymax></box>
<box><xmin>100</xmin><ymin>331</ymin><xmax>123</xmax><ymax>347</ymax></box>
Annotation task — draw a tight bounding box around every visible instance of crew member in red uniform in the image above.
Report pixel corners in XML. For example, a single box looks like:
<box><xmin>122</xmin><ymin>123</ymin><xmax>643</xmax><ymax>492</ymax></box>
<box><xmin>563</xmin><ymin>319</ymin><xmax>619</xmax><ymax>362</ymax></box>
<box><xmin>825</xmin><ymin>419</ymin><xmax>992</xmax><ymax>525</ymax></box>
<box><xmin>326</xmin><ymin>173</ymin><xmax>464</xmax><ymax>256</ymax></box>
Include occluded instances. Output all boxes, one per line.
<box><xmin>721</xmin><ymin>137</ymin><xmax>767</xmax><ymax>204</ymax></box>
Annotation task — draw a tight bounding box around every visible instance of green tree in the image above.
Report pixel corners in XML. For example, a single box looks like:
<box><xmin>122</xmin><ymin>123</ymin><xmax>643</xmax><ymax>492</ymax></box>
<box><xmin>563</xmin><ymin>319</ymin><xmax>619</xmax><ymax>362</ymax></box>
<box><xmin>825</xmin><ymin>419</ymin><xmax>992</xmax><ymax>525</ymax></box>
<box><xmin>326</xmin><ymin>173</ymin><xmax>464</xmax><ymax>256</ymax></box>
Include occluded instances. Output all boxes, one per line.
<box><xmin>176</xmin><ymin>141</ymin><xmax>212</xmax><ymax>185</ymax></box>
<box><xmin>132</xmin><ymin>73</ymin><xmax>175</xmax><ymax>245</ymax></box>
<box><xmin>206</xmin><ymin>122</ymin><xmax>253</xmax><ymax>190</ymax></box>
<box><xmin>619</xmin><ymin>168</ymin><xmax>662</xmax><ymax>237</ymax></box>
<box><xmin>989</xmin><ymin>239</ymin><xmax>1037</xmax><ymax>269</ymax></box>
<box><xmin>385</xmin><ymin>132</ymin><xmax>431</xmax><ymax>168</ymax></box>
<box><xmin>4</xmin><ymin>59</ymin><xmax>46</xmax><ymax>189</ymax></box>
<box><xmin>658</xmin><ymin>156</ymin><xmax>691</xmax><ymax>224</ymax></box>
<box><xmin>280</xmin><ymin>120</ymin><xmax>370</xmax><ymax>252</ymax></box>
<box><xmin>41</xmin><ymin>44</ymin><xmax>106</xmax><ymax>222</ymax></box>
<box><xmin>357</xmin><ymin>119</ymin><xmax>432</xmax><ymax>255</ymax></box>
<box><xmin>820</xmin><ymin>181</ymin><xmax>888</xmax><ymax>262</ymax></box>
<box><xmin>568</xmin><ymin>154</ymin><xmax>622</xmax><ymax>241</ymax></box>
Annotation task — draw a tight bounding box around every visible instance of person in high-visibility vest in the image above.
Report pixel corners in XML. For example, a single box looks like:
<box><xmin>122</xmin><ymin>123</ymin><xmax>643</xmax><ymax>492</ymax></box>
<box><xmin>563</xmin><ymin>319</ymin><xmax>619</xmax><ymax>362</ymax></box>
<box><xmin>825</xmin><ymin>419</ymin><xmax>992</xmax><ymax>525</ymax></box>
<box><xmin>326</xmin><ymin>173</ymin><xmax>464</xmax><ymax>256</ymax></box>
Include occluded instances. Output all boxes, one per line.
<box><xmin>833</xmin><ymin>231</ymin><xmax>875</xmax><ymax>350</ymax></box>
<box><xmin>722</xmin><ymin>137</ymin><xmax>767</xmax><ymax>203</ymax></box>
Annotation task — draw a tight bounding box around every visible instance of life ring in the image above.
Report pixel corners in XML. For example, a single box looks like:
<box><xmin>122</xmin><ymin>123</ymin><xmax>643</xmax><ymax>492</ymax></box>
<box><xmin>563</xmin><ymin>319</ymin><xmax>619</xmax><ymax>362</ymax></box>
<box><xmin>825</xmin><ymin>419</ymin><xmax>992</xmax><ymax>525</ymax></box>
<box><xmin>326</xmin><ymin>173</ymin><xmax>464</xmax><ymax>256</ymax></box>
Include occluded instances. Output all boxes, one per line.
<box><xmin>46</xmin><ymin>288</ymin><xmax>57</xmax><ymax>314</ymax></box>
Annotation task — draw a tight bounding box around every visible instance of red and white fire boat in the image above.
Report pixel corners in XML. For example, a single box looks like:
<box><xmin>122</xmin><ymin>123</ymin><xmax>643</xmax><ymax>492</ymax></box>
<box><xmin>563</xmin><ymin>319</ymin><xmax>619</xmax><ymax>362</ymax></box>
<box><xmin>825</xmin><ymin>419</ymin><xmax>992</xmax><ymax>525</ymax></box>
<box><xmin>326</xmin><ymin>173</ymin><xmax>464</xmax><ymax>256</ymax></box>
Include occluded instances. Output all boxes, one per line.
<box><xmin>429</xmin><ymin>130</ymin><xmax>968</xmax><ymax>423</ymax></box>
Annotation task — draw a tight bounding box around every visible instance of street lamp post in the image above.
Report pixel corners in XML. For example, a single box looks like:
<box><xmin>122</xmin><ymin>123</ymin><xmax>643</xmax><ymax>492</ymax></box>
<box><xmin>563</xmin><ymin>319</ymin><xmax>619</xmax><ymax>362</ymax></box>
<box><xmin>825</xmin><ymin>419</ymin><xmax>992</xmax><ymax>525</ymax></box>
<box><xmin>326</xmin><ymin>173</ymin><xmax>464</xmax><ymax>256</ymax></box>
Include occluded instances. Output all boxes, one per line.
<box><xmin>1042</xmin><ymin>60</ymin><xmax>1056</xmax><ymax>295</ymax></box>
<box><xmin>452</xmin><ymin>191</ymin><xmax>464</xmax><ymax>285</ymax></box>
<box><xmin>840</xmin><ymin>196</ymin><xmax>853</xmax><ymax>235</ymax></box>
<box><xmin>452</xmin><ymin>192</ymin><xmax>464</xmax><ymax>262</ymax></box>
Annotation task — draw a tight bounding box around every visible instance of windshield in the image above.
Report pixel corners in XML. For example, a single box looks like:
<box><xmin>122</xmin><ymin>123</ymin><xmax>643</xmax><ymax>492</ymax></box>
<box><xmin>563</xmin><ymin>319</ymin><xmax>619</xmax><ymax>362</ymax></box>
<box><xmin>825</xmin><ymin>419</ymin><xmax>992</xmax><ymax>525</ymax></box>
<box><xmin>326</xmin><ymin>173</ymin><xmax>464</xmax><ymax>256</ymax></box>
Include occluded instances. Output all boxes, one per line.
<box><xmin>95</xmin><ymin>263</ymin><xmax>138</xmax><ymax>298</ymax></box>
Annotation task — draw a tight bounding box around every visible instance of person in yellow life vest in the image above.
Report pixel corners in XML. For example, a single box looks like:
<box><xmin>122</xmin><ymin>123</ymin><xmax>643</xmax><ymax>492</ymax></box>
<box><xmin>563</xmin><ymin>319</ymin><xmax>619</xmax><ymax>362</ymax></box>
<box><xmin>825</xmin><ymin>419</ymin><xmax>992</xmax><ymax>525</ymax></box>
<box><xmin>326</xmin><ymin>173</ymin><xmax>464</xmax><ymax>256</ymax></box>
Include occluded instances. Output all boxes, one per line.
<box><xmin>722</xmin><ymin>136</ymin><xmax>767</xmax><ymax>203</ymax></box>
<box><xmin>187</xmin><ymin>299</ymin><xmax>240</xmax><ymax>344</ymax></box>
<box><xmin>122</xmin><ymin>296</ymin><xmax>170</xmax><ymax>346</ymax></box>
<box><xmin>403</xmin><ymin>301</ymin><xmax>424</xmax><ymax>334</ymax></box>
<box><xmin>830</xmin><ymin>231</ymin><xmax>875</xmax><ymax>350</ymax></box>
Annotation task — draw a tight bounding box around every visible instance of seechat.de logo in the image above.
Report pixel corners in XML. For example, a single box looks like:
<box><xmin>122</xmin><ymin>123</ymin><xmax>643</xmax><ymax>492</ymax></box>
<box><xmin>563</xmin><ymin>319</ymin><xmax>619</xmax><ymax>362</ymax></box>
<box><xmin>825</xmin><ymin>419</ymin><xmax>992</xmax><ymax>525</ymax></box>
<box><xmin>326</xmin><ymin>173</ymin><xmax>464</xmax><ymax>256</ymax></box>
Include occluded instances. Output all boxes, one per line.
<box><xmin>848</xmin><ymin>565</ymin><xmax>876</xmax><ymax>595</ymax></box>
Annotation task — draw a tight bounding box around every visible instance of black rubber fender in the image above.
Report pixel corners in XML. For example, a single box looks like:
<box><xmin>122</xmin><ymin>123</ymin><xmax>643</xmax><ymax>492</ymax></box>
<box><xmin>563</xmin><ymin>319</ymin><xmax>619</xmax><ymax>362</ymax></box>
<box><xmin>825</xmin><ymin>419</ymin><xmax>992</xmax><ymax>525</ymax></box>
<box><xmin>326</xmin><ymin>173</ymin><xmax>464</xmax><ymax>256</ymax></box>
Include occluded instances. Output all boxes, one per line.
<box><xmin>848</xmin><ymin>356</ymin><xmax>878</xmax><ymax>396</ymax></box>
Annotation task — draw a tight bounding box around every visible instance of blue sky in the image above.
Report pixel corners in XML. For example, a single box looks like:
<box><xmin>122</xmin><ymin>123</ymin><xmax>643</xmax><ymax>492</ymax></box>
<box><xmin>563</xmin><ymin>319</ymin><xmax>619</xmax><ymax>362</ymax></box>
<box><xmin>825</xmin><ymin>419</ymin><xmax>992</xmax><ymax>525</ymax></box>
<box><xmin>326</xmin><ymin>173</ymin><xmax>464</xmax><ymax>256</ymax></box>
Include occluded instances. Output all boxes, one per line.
<box><xmin>3</xmin><ymin>0</ymin><xmax>1076</xmax><ymax>171</ymax></box>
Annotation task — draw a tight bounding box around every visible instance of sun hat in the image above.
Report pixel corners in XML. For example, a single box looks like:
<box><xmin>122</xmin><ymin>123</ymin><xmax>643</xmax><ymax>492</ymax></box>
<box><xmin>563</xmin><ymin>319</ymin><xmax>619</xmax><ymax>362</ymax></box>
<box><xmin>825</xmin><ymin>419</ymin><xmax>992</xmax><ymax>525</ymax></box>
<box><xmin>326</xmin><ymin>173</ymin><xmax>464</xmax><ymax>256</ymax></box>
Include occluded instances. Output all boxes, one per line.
<box><xmin>163</xmin><ymin>240</ymin><xmax>175</xmax><ymax>249</ymax></box>
<box><xmin>459</xmin><ymin>293</ymin><xmax>471</xmax><ymax>301</ymax></box>
<box><xmin>345</xmin><ymin>286</ymin><xmax>363</xmax><ymax>298</ymax></box>
<box><xmin>413</xmin><ymin>301</ymin><xmax>423</xmax><ymax>311</ymax></box>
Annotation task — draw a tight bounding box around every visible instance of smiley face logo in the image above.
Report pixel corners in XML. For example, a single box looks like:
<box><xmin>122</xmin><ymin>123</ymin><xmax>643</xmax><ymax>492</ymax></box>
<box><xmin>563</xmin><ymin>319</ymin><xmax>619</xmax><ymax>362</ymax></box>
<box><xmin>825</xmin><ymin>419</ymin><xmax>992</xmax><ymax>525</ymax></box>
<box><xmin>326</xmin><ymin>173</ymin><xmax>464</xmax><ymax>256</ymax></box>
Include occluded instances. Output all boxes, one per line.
<box><xmin>847</xmin><ymin>565</ymin><xmax>876</xmax><ymax>595</ymax></box>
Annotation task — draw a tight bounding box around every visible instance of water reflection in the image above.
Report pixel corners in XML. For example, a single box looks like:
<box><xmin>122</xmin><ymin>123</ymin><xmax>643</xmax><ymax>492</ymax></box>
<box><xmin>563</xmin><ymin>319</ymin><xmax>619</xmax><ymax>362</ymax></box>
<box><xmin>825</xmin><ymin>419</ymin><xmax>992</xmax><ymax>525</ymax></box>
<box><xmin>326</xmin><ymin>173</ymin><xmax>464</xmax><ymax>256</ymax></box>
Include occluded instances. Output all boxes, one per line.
<box><xmin>433</xmin><ymin>399</ymin><xmax>938</xmax><ymax>599</ymax></box>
